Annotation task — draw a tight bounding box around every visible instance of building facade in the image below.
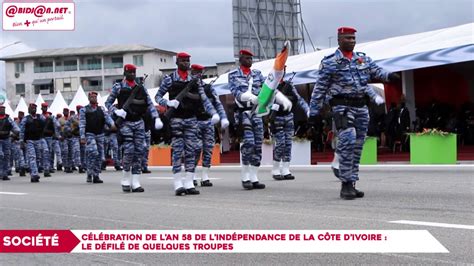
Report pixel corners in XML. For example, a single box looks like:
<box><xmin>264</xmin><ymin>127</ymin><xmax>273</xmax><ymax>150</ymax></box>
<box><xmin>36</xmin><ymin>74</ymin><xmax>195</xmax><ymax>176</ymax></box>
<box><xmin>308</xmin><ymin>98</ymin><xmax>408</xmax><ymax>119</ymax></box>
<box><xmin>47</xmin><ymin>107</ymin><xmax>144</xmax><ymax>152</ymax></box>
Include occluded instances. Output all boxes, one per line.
<box><xmin>1</xmin><ymin>44</ymin><xmax>176</xmax><ymax>105</ymax></box>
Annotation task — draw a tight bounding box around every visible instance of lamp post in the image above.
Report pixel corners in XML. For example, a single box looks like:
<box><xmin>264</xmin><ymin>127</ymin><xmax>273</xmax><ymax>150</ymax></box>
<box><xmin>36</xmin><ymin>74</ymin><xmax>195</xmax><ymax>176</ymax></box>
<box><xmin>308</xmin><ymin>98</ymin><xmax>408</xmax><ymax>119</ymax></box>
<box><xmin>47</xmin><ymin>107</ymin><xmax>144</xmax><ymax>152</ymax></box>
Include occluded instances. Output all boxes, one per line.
<box><xmin>0</xmin><ymin>41</ymin><xmax>21</xmax><ymax>51</ymax></box>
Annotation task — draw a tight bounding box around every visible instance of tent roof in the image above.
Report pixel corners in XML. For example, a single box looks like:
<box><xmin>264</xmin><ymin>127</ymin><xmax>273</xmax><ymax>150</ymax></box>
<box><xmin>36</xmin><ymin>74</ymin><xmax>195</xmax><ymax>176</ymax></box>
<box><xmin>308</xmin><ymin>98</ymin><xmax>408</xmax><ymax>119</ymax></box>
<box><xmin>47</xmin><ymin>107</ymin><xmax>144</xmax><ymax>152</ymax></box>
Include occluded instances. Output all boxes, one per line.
<box><xmin>210</xmin><ymin>23</ymin><xmax>474</xmax><ymax>94</ymax></box>
<box><xmin>68</xmin><ymin>85</ymin><xmax>89</xmax><ymax>110</ymax></box>
<box><xmin>49</xmin><ymin>90</ymin><xmax>69</xmax><ymax>116</ymax></box>
<box><xmin>14</xmin><ymin>97</ymin><xmax>28</xmax><ymax>117</ymax></box>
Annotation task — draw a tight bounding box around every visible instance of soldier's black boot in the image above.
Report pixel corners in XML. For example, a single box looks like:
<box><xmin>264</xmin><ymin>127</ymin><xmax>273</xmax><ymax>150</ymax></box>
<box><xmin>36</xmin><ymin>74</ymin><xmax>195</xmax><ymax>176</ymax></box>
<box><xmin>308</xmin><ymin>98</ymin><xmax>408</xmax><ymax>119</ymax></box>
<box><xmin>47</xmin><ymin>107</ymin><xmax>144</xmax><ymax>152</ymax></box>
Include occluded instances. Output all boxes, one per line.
<box><xmin>175</xmin><ymin>187</ymin><xmax>186</xmax><ymax>196</ymax></box>
<box><xmin>50</xmin><ymin>168</ymin><xmax>55</xmax><ymax>173</ymax></box>
<box><xmin>142</xmin><ymin>167</ymin><xmax>151</xmax><ymax>174</ymax></box>
<box><xmin>71</xmin><ymin>166</ymin><xmax>77</xmax><ymax>172</ymax></box>
<box><xmin>86</xmin><ymin>174</ymin><xmax>92</xmax><ymax>183</ymax></box>
<box><xmin>340</xmin><ymin>182</ymin><xmax>356</xmax><ymax>200</ymax></box>
<box><xmin>7</xmin><ymin>170</ymin><xmax>12</xmax><ymax>176</ymax></box>
<box><xmin>101</xmin><ymin>161</ymin><xmax>106</xmax><ymax>171</ymax></box>
<box><xmin>252</xmin><ymin>181</ymin><xmax>265</xmax><ymax>189</ymax></box>
<box><xmin>283</xmin><ymin>174</ymin><xmax>295</xmax><ymax>180</ymax></box>
<box><xmin>44</xmin><ymin>171</ymin><xmax>51</xmax><ymax>177</ymax></box>
<box><xmin>185</xmin><ymin>188</ymin><xmax>200</xmax><ymax>195</ymax></box>
<box><xmin>57</xmin><ymin>163</ymin><xmax>62</xmax><ymax>171</ymax></box>
<box><xmin>93</xmin><ymin>175</ymin><xmax>103</xmax><ymax>184</ymax></box>
<box><xmin>31</xmin><ymin>175</ymin><xmax>40</xmax><ymax>183</ymax></box>
<box><xmin>200</xmin><ymin>180</ymin><xmax>213</xmax><ymax>187</ymax></box>
<box><xmin>64</xmin><ymin>167</ymin><xmax>73</xmax><ymax>173</ymax></box>
<box><xmin>272</xmin><ymin>174</ymin><xmax>284</xmax><ymax>180</ymax></box>
<box><xmin>15</xmin><ymin>168</ymin><xmax>19</xmax><ymax>173</ymax></box>
<box><xmin>38</xmin><ymin>167</ymin><xmax>43</xmax><ymax>173</ymax></box>
<box><xmin>242</xmin><ymin>180</ymin><xmax>253</xmax><ymax>190</ymax></box>
<box><xmin>353</xmin><ymin>182</ymin><xmax>364</xmax><ymax>198</ymax></box>
<box><xmin>114</xmin><ymin>165</ymin><xmax>122</xmax><ymax>171</ymax></box>
<box><xmin>79</xmin><ymin>167</ymin><xmax>85</xmax><ymax>174</ymax></box>
<box><xmin>19</xmin><ymin>168</ymin><xmax>26</xmax><ymax>176</ymax></box>
<box><xmin>193</xmin><ymin>180</ymin><xmax>198</xmax><ymax>187</ymax></box>
<box><xmin>3</xmin><ymin>176</ymin><xmax>10</xmax><ymax>181</ymax></box>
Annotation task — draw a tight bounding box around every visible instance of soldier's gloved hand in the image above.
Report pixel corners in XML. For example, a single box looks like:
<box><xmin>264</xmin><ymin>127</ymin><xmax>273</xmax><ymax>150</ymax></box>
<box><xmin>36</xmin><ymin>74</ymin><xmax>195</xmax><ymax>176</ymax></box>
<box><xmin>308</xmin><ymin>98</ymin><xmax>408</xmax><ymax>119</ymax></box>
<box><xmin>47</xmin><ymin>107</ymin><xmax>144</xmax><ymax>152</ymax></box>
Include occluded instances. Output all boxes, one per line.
<box><xmin>167</xmin><ymin>99</ymin><xmax>180</xmax><ymax>109</ymax></box>
<box><xmin>388</xmin><ymin>72</ymin><xmax>401</xmax><ymax>83</ymax></box>
<box><xmin>240</xmin><ymin>92</ymin><xmax>258</xmax><ymax>105</ymax></box>
<box><xmin>274</xmin><ymin>91</ymin><xmax>292</xmax><ymax>111</ymax></box>
<box><xmin>114</xmin><ymin>109</ymin><xmax>127</xmax><ymax>119</ymax></box>
<box><xmin>220</xmin><ymin>118</ymin><xmax>229</xmax><ymax>129</ymax></box>
<box><xmin>154</xmin><ymin>117</ymin><xmax>163</xmax><ymax>130</ymax></box>
<box><xmin>211</xmin><ymin>114</ymin><xmax>220</xmax><ymax>125</ymax></box>
<box><xmin>271</xmin><ymin>103</ymin><xmax>280</xmax><ymax>111</ymax></box>
<box><xmin>375</xmin><ymin>95</ymin><xmax>385</xmax><ymax>105</ymax></box>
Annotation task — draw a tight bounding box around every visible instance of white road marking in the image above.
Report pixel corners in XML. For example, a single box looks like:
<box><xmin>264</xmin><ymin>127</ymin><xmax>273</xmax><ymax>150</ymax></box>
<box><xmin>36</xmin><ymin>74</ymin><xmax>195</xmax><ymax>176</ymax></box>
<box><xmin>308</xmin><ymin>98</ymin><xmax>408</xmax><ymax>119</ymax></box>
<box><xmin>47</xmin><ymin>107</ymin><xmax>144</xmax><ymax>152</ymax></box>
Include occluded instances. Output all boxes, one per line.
<box><xmin>0</xmin><ymin>192</ymin><xmax>27</xmax><ymax>195</ymax></box>
<box><xmin>389</xmin><ymin>220</ymin><xmax>474</xmax><ymax>230</ymax></box>
<box><xmin>147</xmin><ymin>177</ymin><xmax>222</xmax><ymax>180</ymax></box>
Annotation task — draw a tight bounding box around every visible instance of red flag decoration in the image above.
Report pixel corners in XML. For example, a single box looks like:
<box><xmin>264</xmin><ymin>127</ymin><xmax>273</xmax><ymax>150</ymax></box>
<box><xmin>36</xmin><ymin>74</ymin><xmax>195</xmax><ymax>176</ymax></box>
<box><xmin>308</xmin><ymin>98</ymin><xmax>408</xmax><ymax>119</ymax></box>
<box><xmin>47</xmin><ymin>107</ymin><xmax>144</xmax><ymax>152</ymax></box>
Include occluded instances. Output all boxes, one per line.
<box><xmin>0</xmin><ymin>230</ymin><xmax>80</xmax><ymax>253</ymax></box>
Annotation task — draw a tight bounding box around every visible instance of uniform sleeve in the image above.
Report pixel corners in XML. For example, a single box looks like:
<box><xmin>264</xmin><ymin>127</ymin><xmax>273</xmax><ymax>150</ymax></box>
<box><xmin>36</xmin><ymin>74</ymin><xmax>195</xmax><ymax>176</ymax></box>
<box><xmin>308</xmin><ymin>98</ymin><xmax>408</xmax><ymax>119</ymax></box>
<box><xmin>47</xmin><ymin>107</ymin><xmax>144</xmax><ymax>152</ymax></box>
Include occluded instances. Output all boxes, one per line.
<box><xmin>9</xmin><ymin>117</ymin><xmax>20</xmax><ymax>135</ymax></box>
<box><xmin>228</xmin><ymin>71</ymin><xmax>243</xmax><ymax>101</ymax></box>
<box><xmin>199</xmin><ymin>86</ymin><xmax>217</xmax><ymax>116</ymax></box>
<box><xmin>102</xmin><ymin>106</ymin><xmax>115</xmax><ymax>127</ymax></box>
<box><xmin>367</xmin><ymin>56</ymin><xmax>390</xmax><ymax>82</ymax></box>
<box><xmin>79</xmin><ymin>108</ymin><xmax>86</xmax><ymax>139</ymax></box>
<box><xmin>105</xmin><ymin>83</ymin><xmax>120</xmax><ymax>110</ymax></box>
<box><xmin>156</xmin><ymin>75</ymin><xmax>172</xmax><ymax>106</ymax></box>
<box><xmin>211</xmin><ymin>86</ymin><xmax>227</xmax><ymax>120</ymax></box>
<box><xmin>144</xmin><ymin>88</ymin><xmax>158</xmax><ymax>119</ymax></box>
<box><xmin>292</xmin><ymin>84</ymin><xmax>309</xmax><ymax>115</ymax></box>
<box><xmin>19</xmin><ymin>117</ymin><xmax>26</xmax><ymax>142</ymax></box>
<box><xmin>309</xmin><ymin>60</ymin><xmax>332</xmax><ymax>116</ymax></box>
<box><xmin>53</xmin><ymin>117</ymin><xmax>61</xmax><ymax>139</ymax></box>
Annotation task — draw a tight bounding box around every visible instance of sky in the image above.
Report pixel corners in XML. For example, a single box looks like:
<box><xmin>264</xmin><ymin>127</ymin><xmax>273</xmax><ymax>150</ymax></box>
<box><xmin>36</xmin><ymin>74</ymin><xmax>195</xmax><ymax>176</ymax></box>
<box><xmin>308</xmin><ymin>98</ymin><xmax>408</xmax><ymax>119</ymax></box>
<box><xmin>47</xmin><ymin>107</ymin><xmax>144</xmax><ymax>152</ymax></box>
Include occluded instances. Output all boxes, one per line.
<box><xmin>0</xmin><ymin>0</ymin><xmax>473</xmax><ymax>90</ymax></box>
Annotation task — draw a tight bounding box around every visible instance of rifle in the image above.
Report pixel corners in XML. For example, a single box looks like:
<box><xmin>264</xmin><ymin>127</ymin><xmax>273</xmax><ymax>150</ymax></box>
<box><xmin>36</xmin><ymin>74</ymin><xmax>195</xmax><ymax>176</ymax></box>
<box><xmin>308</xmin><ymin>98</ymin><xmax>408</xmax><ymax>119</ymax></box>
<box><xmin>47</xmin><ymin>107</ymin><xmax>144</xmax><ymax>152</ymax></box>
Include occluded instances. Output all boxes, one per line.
<box><xmin>163</xmin><ymin>71</ymin><xmax>210</xmax><ymax>120</ymax></box>
<box><xmin>115</xmin><ymin>74</ymin><xmax>148</xmax><ymax>126</ymax></box>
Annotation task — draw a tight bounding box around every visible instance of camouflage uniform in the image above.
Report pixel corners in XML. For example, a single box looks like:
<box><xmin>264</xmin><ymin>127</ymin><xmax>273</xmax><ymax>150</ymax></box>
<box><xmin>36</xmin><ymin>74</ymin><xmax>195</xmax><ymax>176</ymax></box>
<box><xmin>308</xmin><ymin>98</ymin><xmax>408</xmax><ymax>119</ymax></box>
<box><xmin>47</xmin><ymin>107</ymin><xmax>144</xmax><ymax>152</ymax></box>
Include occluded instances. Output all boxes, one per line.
<box><xmin>0</xmin><ymin>116</ymin><xmax>19</xmax><ymax>180</ymax></box>
<box><xmin>19</xmin><ymin>114</ymin><xmax>49</xmax><ymax>182</ymax></box>
<box><xmin>309</xmin><ymin>48</ymin><xmax>391</xmax><ymax>198</ymax></box>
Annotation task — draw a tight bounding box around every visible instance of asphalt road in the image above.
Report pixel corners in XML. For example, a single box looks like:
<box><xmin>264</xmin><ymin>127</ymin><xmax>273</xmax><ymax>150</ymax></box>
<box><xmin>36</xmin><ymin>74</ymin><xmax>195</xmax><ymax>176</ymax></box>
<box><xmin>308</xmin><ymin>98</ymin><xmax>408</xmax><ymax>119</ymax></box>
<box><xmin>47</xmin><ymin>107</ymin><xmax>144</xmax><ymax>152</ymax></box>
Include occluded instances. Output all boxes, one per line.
<box><xmin>1</xmin><ymin>165</ymin><xmax>473</xmax><ymax>265</ymax></box>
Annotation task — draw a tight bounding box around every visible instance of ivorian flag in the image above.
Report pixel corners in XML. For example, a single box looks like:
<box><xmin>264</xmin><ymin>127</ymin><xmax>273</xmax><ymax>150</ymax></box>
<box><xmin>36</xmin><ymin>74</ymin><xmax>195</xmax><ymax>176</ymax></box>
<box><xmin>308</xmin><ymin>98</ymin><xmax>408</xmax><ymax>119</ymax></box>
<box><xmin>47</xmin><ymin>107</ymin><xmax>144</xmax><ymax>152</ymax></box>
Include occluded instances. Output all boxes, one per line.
<box><xmin>255</xmin><ymin>41</ymin><xmax>290</xmax><ymax>117</ymax></box>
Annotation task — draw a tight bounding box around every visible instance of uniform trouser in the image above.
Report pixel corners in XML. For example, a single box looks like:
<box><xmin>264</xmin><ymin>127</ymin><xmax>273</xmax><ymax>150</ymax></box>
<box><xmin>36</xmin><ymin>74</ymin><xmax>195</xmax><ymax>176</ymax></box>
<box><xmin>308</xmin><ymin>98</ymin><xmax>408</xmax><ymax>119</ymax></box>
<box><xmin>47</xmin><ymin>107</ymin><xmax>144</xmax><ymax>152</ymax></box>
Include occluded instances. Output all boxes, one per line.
<box><xmin>26</xmin><ymin>139</ymin><xmax>49</xmax><ymax>177</ymax></box>
<box><xmin>195</xmin><ymin>119</ymin><xmax>215</xmax><ymax>168</ymax></box>
<box><xmin>13</xmin><ymin>141</ymin><xmax>26</xmax><ymax>169</ymax></box>
<box><xmin>240</xmin><ymin>111</ymin><xmax>263</xmax><ymax>167</ymax></box>
<box><xmin>80</xmin><ymin>142</ymin><xmax>86</xmax><ymax>169</ymax></box>
<box><xmin>272</xmin><ymin>113</ymin><xmax>294</xmax><ymax>162</ymax></box>
<box><xmin>61</xmin><ymin>139</ymin><xmax>69</xmax><ymax>167</ymax></box>
<box><xmin>85</xmin><ymin>133</ymin><xmax>104</xmax><ymax>176</ymax></box>
<box><xmin>171</xmin><ymin>117</ymin><xmax>198</xmax><ymax>174</ymax></box>
<box><xmin>142</xmin><ymin>130</ymin><xmax>151</xmax><ymax>169</ymax></box>
<box><xmin>120</xmin><ymin>120</ymin><xmax>145</xmax><ymax>175</ymax></box>
<box><xmin>53</xmin><ymin>139</ymin><xmax>62</xmax><ymax>165</ymax></box>
<box><xmin>68</xmin><ymin>137</ymin><xmax>81</xmax><ymax>168</ymax></box>
<box><xmin>43</xmin><ymin>137</ymin><xmax>53</xmax><ymax>170</ymax></box>
<box><xmin>333</xmin><ymin>105</ymin><xmax>369</xmax><ymax>183</ymax></box>
<box><xmin>0</xmin><ymin>139</ymin><xmax>11</xmax><ymax>177</ymax></box>
<box><xmin>106</xmin><ymin>133</ymin><xmax>121</xmax><ymax>166</ymax></box>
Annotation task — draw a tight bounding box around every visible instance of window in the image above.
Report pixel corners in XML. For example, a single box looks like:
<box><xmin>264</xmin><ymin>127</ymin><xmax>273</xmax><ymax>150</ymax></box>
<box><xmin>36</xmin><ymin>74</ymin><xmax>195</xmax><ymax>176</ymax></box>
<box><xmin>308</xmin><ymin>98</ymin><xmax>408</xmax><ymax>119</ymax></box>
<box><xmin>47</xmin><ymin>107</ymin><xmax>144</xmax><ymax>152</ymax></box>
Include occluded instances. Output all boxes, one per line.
<box><xmin>160</xmin><ymin>58</ymin><xmax>163</xmax><ymax>62</ymax></box>
<box><xmin>15</xmin><ymin>62</ymin><xmax>25</xmax><ymax>73</ymax></box>
<box><xmin>15</xmin><ymin>84</ymin><xmax>25</xmax><ymax>95</ymax></box>
<box><xmin>64</xmin><ymin>82</ymin><xmax>71</xmax><ymax>89</ymax></box>
<box><xmin>111</xmin><ymin>57</ymin><xmax>123</xmax><ymax>64</ymax></box>
<box><xmin>133</xmin><ymin>55</ymin><xmax>144</xmax><ymax>66</ymax></box>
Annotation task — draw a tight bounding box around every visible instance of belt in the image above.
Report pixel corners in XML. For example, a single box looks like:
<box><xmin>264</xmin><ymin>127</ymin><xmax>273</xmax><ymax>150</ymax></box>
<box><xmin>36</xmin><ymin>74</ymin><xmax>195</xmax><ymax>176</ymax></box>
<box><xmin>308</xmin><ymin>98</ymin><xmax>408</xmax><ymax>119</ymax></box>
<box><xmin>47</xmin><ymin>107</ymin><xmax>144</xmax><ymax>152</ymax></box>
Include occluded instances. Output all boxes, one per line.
<box><xmin>330</xmin><ymin>96</ymin><xmax>368</xmax><ymax>108</ymax></box>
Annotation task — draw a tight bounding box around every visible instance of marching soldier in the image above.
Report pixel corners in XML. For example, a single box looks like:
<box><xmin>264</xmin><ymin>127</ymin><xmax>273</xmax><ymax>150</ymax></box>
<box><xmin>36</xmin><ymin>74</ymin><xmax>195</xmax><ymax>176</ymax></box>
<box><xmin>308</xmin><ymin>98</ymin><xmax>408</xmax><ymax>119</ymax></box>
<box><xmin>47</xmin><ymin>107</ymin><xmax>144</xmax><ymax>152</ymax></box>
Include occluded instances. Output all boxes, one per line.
<box><xmin>228</xmin><ymin>49</ymin><xmax>267</xmax><ymax>190</ymax></box>
<box><xmin>190</xmin><ymin>64</ymin><xmax>229</xmax><ymax>187</ymax></box>
<box><xmin>0</xmin><ymin>106</ymin><xmax>19</xmax><ymax>180</ymax></box>
<box><xmin>104</xmin><ymin>122</ymin><xmax>122</xmax><ymax>171</ymax></box>
<box><xmin>155</xmin><ymin>52</ymin><xmax>219</xmax><ymax>196</ymax></box>
<box><xmin>58</xmin><ymin>108</ymin><xmax>70</xmax><ymax>172</ymax></box>
<box><xmin>308</xmin><ymin>27</ymin><xmax>400</xmax><ymax>199</ymax></box>
<box><xmin>40</xmin><ymin>103</ymin><xmax>60</xmax><ymax>174</ymax></box>
<box><xmin>65</xmin><ymin>108</ymin><xmax>84</xmax><ymax>173</ymax></box>
<box><xmin>80</xmin><ymin>91</ymin><xmax>115</xmax><ymax>183</ymax></box>
<box><xmin>270</xmin><ymin>69</ymin><xmax>309</xmax><ymax>180</ymax></box>
<box><xmin>19</xmin><ymin>103</ymin><xmax>50</xmax><ymax>182</ymax></box>
<box><xmin>105</xmin><ymin>64</ymin><xmax>163</xmax><ymax>193</ymax></box>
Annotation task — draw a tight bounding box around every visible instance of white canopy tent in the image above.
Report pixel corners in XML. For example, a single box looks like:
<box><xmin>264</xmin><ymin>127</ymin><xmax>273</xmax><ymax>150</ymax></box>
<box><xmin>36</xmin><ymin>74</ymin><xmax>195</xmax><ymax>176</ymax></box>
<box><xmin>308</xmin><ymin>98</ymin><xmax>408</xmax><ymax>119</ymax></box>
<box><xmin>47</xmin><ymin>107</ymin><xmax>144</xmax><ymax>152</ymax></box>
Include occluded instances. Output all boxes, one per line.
<box><xmin>68</xmin><ymin>85</ymin><xmax>89</xmax><ymax>111</ymax></box>
<box><xmin>13</xmin><ymin>97</ymin><xmax>28</xmax><ymax>117</ymax></box>
<box><xmin>97</xmin><ymin>93</ymin><xmax>107</xmax><ymax>110</ymax></box>
<box><xmin>34</xmin><ymin>94</ymin><xmax>45</xmax><ymax>114</ymax></box>
<box><xmin>48</xmin><ymin>90</ymin><xmax>69</xmax><ymax>116</ymax></box>
<box><xmin>210</xmin><ymin>23</ymin><xmax>474</xmax><ymax>94</ymax></box>
<box><xmin>4</xmin><ymin>100</ymin><xmax>14</xmax><ymax>117</ymax></box>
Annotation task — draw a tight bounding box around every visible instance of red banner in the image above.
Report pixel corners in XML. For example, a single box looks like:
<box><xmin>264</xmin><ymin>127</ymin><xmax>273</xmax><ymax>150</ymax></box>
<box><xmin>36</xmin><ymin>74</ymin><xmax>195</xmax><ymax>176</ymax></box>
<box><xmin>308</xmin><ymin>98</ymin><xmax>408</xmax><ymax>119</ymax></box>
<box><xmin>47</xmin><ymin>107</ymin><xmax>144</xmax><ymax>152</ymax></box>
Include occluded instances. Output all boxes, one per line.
<box><xmin>0</xmin><ymin>230</ymin><xmax>80</xmax><ymax>253</ymax></box>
